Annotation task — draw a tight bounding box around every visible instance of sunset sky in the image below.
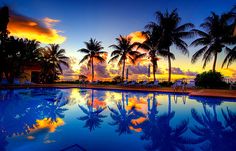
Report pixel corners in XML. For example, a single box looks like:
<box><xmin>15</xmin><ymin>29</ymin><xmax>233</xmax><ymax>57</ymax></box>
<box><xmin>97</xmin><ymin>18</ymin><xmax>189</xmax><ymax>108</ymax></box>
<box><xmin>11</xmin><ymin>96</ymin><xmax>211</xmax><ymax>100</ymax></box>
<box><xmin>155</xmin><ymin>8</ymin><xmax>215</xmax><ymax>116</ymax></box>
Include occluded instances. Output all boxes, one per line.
<box><xmin>1</xmin><ymin>0</ymin><xmax>236</xmax><ymax>81</ymax></box>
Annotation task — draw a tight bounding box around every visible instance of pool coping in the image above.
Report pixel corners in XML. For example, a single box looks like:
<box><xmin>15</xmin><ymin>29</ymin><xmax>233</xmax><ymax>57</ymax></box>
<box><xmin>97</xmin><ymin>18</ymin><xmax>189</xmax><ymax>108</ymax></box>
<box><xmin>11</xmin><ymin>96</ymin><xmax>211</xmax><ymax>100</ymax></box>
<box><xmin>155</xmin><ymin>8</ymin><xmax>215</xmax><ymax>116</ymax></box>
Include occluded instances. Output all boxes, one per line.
<box><xmin>0</xmin><ymin>84</ymin><xmax>236</xmax><ymax>99</ymax></box>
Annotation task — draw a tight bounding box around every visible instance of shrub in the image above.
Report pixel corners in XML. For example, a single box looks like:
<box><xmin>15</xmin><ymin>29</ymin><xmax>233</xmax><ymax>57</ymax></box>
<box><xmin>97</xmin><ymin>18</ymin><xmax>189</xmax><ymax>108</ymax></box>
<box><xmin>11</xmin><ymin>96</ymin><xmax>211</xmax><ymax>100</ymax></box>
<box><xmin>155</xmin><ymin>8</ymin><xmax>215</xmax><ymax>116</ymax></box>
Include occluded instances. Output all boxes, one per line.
<box><xmin>195</xmin><ymin>70</ymin><xmax>228</xmax><ymax>88</ymax></box>
<box><xmin>158</xmin><ymin>81</ymin><xmax>173</xmax><ymax>87</ymax></box>
<box><xmin>112</xmin><ymin>76</ymin><xmax>122</xmax><ymax>83</ymax></box>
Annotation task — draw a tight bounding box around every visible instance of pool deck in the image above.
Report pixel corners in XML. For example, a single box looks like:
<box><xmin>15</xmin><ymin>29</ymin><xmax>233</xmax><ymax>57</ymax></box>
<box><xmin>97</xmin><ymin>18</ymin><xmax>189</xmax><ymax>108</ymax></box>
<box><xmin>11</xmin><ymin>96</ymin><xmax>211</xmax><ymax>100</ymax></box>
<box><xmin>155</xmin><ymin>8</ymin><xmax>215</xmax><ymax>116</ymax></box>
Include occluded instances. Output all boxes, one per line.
<box><xmin>0</xmin><ymin>84</ymin><xmax>236</xmax><ymax>99</ymax></box>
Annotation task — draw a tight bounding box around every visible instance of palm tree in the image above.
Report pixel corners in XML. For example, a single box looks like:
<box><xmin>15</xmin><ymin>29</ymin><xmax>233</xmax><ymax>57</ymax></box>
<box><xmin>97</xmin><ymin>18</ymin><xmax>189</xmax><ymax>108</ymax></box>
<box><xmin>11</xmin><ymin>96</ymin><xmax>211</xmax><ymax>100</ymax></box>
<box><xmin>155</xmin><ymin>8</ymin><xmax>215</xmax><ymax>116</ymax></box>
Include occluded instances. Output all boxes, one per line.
<box><xmin>78</xmin><ymin>38</ymin><xmax>107</xmax><ymax>82</ymax></box>
<box><xmin>222</xmin><ymin>46</ymin><xmax>236</xmax><ymax>68</ymax></box>
<box><xmin>109</xmin><ymin>35</ymin><xmax>140</xmax><ymax>81</ymax></box>
<box><xmin>146</xmin><ymin>9</ymin><xmax>194</xmax><ymax>83</ymax></box>
<box><xmin>22</xmin><ymin>39</ymin><xmax>41</xmax><ymax>64</ymax></box>
<box><xmin>78</xmin><ymin>90</ymin><xmax>106</xmax><ymax>131</ymax></box>
<box><xmin>0</xmin><ymin>6</ymin><xmax>9</xmax><ymax>83</ymax></box>
<box><xmin>0</xmin><ymin>6</ymin><xmax>9</xmax><ymax>38</ymax></box>
<box><xmin>39</xmin><ymin>44</ymin><xmax>69</xmax><ymax>83</ymax></box>
<box><xmin>136</xmin><ymin>31</ymin><xmax>175</xmax><ymax>82</ymax></box>
<box><xmin>191</xmin><ymin>12</ymin><xmax>235</xmax><ymax>72</ymax></box>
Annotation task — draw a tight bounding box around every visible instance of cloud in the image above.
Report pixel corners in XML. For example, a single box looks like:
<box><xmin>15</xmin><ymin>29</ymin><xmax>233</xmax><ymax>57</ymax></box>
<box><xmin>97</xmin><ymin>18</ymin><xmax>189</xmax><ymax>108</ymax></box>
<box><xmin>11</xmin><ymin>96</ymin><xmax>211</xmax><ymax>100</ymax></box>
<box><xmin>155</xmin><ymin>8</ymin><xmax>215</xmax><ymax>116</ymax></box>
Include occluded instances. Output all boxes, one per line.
<box><xmin>77</xmin><ymin>64</ymin><xmax>110</xmax><ymax>80</ymax></box>
<box><xmin>185</xmin><ymin>70</ymin><xmax>198</xmax><ymax>76</ymax></box>
<box><xmin>128</xmin><ymin>64</ymin><xmax>148</xmax><ymax>75</ymax></box>
<box><xmin>167</xmin><ymin>67</ymin><xmax>198</xmax><ymax>76</ymax></box>
<box><xmin>7</xmin><ymin>10</ymin><xmax>66</xmax><ymax>44</ymax></box>
<box><xmin>127</xmin><ymin>31</ymin><xmax>147</xmax><ymax>44</ymax></box>
<box><xmin>94</xmin><ymin>64</ymin><xmax>110</xmax><ymax>78</ymax></box>
<box><xmin>128</xmin><ymin>64</ymin><xmax>163</xmax><ymax>75</ymax></box>
<box><xmin>169</xmin><ymin>67</ymin><xmax>184</xmax><ymax>75</ymax></box>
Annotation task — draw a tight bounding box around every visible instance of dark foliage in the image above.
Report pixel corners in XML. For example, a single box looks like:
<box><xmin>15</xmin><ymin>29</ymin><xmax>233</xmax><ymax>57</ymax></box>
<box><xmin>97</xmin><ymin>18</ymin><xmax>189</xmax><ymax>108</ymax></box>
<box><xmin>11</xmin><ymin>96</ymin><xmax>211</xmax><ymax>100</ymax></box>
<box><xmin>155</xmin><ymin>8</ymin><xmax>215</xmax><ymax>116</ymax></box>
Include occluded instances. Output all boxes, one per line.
<box><xmin>194</xmin><ymin>70</ymin><xmax>228</xmax><ymax>88</ymax></box>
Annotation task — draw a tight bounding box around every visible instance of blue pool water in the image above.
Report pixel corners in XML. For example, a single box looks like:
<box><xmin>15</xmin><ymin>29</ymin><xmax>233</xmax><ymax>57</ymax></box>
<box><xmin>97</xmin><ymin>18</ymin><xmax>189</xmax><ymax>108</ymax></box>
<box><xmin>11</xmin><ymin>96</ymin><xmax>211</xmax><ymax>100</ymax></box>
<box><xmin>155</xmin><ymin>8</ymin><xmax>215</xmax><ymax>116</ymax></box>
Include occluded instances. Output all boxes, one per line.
<box><xmin>0</xmin><ymin>88</ymin><xmax>236</xmax><ymax>151</ymax></box>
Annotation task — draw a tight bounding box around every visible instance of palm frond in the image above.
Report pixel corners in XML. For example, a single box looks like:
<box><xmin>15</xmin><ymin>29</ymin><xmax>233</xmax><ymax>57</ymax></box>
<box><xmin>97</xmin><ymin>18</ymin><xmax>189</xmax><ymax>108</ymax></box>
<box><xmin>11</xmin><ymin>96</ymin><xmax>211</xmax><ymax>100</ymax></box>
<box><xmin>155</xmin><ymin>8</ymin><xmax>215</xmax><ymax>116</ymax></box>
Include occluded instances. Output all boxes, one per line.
<box><xmin>79</xmin><ymin>54</ymin><xmax>90</xmax><ymax>64</ymax></box>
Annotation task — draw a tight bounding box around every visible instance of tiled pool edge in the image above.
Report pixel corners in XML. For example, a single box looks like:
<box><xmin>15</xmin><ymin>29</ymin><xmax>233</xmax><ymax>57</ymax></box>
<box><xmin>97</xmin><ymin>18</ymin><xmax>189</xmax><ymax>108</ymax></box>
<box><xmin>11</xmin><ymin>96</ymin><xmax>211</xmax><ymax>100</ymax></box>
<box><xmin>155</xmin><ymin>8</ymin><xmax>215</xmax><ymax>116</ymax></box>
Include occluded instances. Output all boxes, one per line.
<box><xmin>0</xmin><ymin>84</ymin><xmax>236</xmax><ymax>99</ymax></box>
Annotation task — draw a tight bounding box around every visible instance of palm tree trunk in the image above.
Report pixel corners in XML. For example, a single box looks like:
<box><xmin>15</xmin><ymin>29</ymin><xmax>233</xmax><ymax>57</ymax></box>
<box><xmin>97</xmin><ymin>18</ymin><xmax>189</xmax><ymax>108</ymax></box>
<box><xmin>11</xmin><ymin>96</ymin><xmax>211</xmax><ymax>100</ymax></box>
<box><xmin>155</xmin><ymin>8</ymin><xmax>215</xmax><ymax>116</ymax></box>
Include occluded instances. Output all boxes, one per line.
<box><xmin>91</xmin><ymin>57</ymin><xmax>94</xmax><ymax>82</ymax></box>
<box><xmin>168</xmin><ymin>55</ymin><xmax>172</xmax><ymax>83</ymax></box>
<box><xmin>122</xmin><ymin>59</ymin><xmax>126</xmax><ymax>82</ymax></box>
<box><xmin>212</xmin><ymin>53</ymin><xmax>218</xmax><ymax>72</ymax></box>
<box><xmin>153</xmin><ymin>63</ymin><xmax>156</xmax><ymax>82</ymax></box>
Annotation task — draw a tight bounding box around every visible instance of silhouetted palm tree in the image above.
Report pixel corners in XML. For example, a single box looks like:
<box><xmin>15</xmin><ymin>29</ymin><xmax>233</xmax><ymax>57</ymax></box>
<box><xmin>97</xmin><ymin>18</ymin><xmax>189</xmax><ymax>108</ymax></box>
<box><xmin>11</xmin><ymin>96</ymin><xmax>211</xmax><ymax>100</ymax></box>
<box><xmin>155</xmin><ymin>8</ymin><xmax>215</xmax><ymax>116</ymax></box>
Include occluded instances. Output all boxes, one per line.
<box><xmin>146</xmin><ymin>9</ymin><xmax>194</xmax><ymax>82</ymax></box>
<box><xmin>222</xmin><ymin>46</ymin><xmax>236</xmax><ymax>68</ymax></box>
<box><xmin>78</xmin><ymin>38</ymin><xmax>107</xmax><ymax>82</ymax></box>
<box><xmin>78</xmin><ymin>90</ymin><xmax>106</xmax><ymax>131</ymax></box>
<box><xmin>108</xmin><ymin>92</ymin><xmax>144</xmax><ymax>135</ymax></box>
<box><xmin>191</xmin><ymin>12</ymin><xmax>235</xmax><ymax>72</ymax></box>
<box><xmin>0</xmin><ymin>6</ymin><xmax>9</xmax><ymax>82</ymax></box>
<box><xmin>136</xmin><ymin>31</ymin><xmax>174</xmax><ymax>82</ymax></box>
<box><xmin>0</xmin><ymin>6</ymin><xmax>9</xmax><ymax>38</ymax></box>
<box><xmin>39</xmin><ymin>44</ymin><xmax>69</xmax><ymax>83</ymax></box>
<box><xmin>109</xmin><ymin>35</ymin><xmax>140</xmax><ymax>81</ymax></box>
<box><xmin>22</xmin><ymin>39</ymin><xmax>41</xmax><ymax>64</ymax></box>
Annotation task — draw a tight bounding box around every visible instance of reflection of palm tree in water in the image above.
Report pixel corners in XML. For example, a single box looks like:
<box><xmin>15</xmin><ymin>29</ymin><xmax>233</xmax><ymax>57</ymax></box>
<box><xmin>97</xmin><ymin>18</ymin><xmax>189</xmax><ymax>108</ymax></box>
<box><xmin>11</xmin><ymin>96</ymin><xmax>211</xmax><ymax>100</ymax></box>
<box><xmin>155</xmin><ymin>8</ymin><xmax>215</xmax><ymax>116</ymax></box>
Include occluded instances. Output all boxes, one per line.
<box><xmin>137</xmin><ymin>93</ymin><xmax>192</xmax><ymax>151</ymax></box>
<box><xmin>173</xmin><ymin>94</ymin><xmax>187</xmax><ymax>105</ymax></box>
<box><xmin>78</xmin><ymin>89</ymin><xmax>106</xmax><ymax>131</ymax></box>
<box><xmin>0</xmin><ymin>89</ymin><xmax>69</xmax><ymax>150</ymax></box>
<box><xmin>191</xmin><ymin>98</ymin><xmax>236</xmax><ymax>151</ymax></box>
<box><xmin>108</xmin><ymin>92</ymin><xmax>145</xmax><ymax>135</ymax></box>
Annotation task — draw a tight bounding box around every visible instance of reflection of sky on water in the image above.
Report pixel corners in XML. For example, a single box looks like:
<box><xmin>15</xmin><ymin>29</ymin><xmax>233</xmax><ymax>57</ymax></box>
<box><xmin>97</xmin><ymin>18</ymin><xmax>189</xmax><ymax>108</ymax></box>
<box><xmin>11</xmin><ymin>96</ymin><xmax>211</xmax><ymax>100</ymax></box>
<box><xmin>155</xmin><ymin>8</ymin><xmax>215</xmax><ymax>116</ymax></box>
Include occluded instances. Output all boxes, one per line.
<box><xmin>0</xmin><ymin>88</ymin><xmax>236</xmax><ymax>151</ymax></box>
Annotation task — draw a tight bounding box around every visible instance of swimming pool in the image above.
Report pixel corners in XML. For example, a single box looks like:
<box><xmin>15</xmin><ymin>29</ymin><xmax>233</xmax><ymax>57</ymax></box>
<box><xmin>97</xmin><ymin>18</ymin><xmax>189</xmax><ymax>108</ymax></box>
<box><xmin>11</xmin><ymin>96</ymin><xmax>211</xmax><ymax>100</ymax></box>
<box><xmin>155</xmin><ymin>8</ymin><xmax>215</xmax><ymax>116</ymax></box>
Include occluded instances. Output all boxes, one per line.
<box><xmin>0</xmin><ymin>88</ymin><xmax>236</xmax><ymax>151</ymax></box>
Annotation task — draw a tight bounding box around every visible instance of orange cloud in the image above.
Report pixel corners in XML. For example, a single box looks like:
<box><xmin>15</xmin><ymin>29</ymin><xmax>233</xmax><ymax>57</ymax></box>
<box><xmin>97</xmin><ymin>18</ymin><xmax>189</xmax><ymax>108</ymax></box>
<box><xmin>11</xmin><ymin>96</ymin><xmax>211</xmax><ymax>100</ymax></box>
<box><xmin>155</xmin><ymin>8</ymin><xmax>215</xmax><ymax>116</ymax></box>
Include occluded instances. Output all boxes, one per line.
<box><xmin>128</xmin><ymin>31</ymin><xmax>147</xmax><ymax>44</ymax></box>
<box><xmin>8</xmin><ymin>11</ymin><xmax>66</xmax><ymax>44</ymax></box>
<box><xmin>29</xmin><ymin>118</ymin><xmax>64</xmax><ymax>133</ymax></box>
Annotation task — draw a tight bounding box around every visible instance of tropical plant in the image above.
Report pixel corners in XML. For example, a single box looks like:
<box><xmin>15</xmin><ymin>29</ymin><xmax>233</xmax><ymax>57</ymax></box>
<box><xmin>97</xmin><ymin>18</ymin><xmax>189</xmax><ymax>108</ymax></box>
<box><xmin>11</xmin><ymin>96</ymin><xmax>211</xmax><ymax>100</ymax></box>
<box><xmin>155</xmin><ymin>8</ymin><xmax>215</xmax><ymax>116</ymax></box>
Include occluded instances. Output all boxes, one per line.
<box><xmin>222</xmin><ymin>46</ymin><xmax>236</xmax><ymax>68</ymax></box>
<box><xmin>146</xmin><ymin>9</ymin><xmax>194</xmax><ymax>83</ymax></box>
<box><xmin>0</xmin><ymin>6</ymin><xmax>9</xmax><ymax>38</ymax></box>
<box><xmin>0</xmin><ymin>6</ymin><xmax>9</xmax><ymax>83</ymax></box>
<box><xmin>112</xmin><ymin>75</ymin><xmax>122</xmax><ymax>83</ymax></box>
<box><xmin>39</xmin><ymin>44</ymin><xmax>69</xmax><ymax>83</ymax></box>
<box><xmin>191</xmin><ymin>12</ymin><xmax>235</xmax><ymax>72</ymax></box>
<box><xmin>194</xmin><ymin>70</ymin><xmax>227</xmax><ymax>88</ymax></box>
<box><xmin>136</xmin><ymin>31</ymin><xmax>174</xmax><ymax>82</ymax></box>
<box><xmin>78</xmin><ymin>38</ymin><xmax>107</xmax><ymax>82</ymax></box>
<box><xmin>109</xmin><ymin>35</ymin><xmax>140</xmax><ymax>81</ymax></box>
<box><xmin>78</xmin><ymin>90</ymin><xmax>106</xmax><ymax>131</ymax></box>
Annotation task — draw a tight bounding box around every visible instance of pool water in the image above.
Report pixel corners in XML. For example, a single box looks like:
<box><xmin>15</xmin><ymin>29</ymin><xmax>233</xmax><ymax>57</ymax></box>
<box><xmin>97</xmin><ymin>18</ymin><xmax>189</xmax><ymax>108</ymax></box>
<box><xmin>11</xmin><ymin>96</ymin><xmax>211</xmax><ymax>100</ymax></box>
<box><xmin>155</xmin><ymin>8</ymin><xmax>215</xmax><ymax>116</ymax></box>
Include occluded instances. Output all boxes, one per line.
<box><xmin>0</xmin><ymin>88</ymin><xmax>236</xmax><ymax>151</ymax></box>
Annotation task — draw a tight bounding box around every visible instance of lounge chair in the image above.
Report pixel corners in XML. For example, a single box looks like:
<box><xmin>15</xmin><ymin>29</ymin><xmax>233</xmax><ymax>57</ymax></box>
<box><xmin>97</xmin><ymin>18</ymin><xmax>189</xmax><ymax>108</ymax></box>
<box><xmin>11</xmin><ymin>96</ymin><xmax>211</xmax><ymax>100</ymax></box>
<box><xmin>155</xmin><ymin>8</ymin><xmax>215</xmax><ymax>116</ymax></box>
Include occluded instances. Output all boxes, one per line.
<box><xmin>91</xmin><ymin>81</ymin><xmax>99</xmax><ymax>85</ymax></box>
<box><xmin>229</xmin><ymin>82</ymin><xmax>236</xmax><ymax>90</ymax></box>
<box><xmin>172</xmin><ymin>80</ymin><xmax>185</xmax><ymax>92</ymax></box>
<box><xmin>24</xmin><ymin>80</ymin><xmax>32</xmax><ymax>85</ymax></box>
<box><xmin>13</xmin><ymin>79</ymin><xmax>20</xmax><ymax>85</ymax></box>
<box><xmin>127</xmin><ymin>81</ymin><xmax>137</xmax><ymax>86</ymax></box>
<box><xmin>119</xmin><ymin>81</ymin><xmax>128</xmax><ymax>86</ymax></box>
<box><xmin>149</xmin><ymin>80</ymin><xmax>159</xmax><ymax>87</ymax></box>
<box><xmin>185</xmin><ymin>80</ymin><xmax>195</xmax><ymax>88</ymax></box>
<box><xmin>138</xmin><ymin>81</ymin><xmax>148</xmax><ymax>86</ymax></box>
